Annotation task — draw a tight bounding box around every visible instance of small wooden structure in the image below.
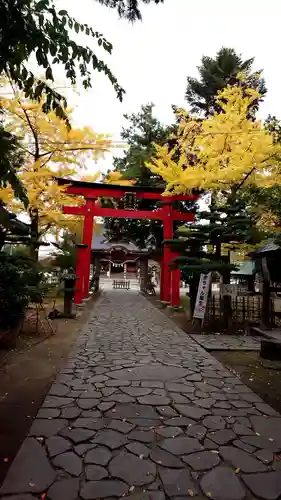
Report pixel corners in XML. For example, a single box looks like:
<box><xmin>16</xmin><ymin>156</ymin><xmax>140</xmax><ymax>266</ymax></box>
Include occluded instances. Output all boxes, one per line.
<box><xmin>113</xmin><ymin>280</ymin><xmax>130</xmax><ymax>290</ymax></box>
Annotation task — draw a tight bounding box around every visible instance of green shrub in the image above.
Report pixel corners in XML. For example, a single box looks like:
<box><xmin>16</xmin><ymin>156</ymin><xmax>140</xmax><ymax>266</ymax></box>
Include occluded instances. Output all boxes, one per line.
<box><xmin>0</xmin><ymin>257</ymin><xmax>29</xmax><ymax>330</ymax></box>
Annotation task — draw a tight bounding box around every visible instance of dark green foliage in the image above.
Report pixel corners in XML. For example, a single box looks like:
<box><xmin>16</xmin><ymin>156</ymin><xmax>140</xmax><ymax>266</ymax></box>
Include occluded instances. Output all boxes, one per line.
<box><xmin>171</xmin><ymin>200</ymin><xmax>260</xmax><ymax>277</ymax></box>
<box><xmin>51</xmin><ymin>233</ymin><xmax>77</xmax><ymax>271</ymax></box>
<box><xmin>104</xmin><ymin>104</ymin><xmax>175</xmax><ymax>248</ymax></box>
<box><xmin>185</xmin><ymin>47</ymin><xmax>267</xmax><ymax>117</ymax></box>
<box><xmin>168</xmin><ymin>198</ymin><xmax>262</xmax><ymax>316</ymax></box>
<box><xmin>0</xmin><ymin>0</ymin><xmax>125</xmax><ymax>126</ymax></box>
<box><xmin>0</xmin><ymin>255</ymin><xmax>29</xmax><ymax>330</ymax></box>
<box><xmin>0</xmin><ymin>125</ymin><xmax>28</xmax><ymax>205</ymax></box>
<box><xmin>96</xmin><ymin>0</ymin><xmax>164</xmax><ymax>21</ymax></box>
<box><xmin>113</xmin><ymin>103</ymin><xmax>174</xmax><ymax>186</ymax></box>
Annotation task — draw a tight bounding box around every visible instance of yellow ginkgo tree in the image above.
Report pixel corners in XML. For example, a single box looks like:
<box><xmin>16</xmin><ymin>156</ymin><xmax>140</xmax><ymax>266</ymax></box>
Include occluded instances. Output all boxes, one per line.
<box><xmin>146</xmin><ymin>84</ymin><xmax>280</xmax><ymax>196</ymax></box>
<box><xmin>0</xmin><ymin>86</ymin><xmax>113</xmax><ymax>259</ymax></box>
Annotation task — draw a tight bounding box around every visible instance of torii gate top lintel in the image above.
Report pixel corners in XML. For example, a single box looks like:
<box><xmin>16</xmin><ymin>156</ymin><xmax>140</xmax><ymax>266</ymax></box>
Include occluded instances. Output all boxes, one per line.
<box><xmin>57</xmin><ymin>177</ymin><xmax>198</xmax><ymax>202</ymax></box>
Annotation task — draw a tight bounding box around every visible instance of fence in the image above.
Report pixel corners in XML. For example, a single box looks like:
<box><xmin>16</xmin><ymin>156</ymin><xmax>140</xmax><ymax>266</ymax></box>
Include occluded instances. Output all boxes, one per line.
<box><xmin>113</xmin><ymin>280</ymin><xmax>130</xmax><ymax>290</ymax></box>
<box><xmin>205</xmin><ymin>294</ymin><xmax>266</xmax><ymax>330</ymax></box>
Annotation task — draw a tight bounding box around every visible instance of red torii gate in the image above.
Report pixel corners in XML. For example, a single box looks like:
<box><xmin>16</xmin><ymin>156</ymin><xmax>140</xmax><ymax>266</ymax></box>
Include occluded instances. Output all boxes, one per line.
<box><xmin>59</xmin><ymin>179</ymin><xmax>197</xmax><ymax>306</ymax></box>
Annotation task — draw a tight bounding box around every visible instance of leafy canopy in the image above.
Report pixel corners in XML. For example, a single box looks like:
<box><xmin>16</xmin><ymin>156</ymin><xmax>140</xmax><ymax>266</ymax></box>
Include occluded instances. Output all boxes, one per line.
<box><xmin>0</xmin><ymin>125</ymin><xmax>28</xmax><ymax>206</ymax></box>
<box><xmin>0</xmin><ymin>0</ymin><xmax>125</xmax><ymax>125</ymax></box>
<box><xmin>0</xmin><ymin>85</ymin><xmax>112</xmax><ymax>237</ymax></box>
<box><xmin>147</xmin><ymin>83</ymin><xmax>279</xmax><ymax>195</ymax></box>
<box><xmin>96</xmin><ymin>0</ymin><xmax>164</xmax><ymax>21</ymax></box>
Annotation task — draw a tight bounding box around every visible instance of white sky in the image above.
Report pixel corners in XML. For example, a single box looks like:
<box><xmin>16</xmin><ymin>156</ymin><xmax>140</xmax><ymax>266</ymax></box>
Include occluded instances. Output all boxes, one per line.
<box><xmin>54</xmin><ymin>0</ymin><xmax>281</xmax><ymax>173</ymax></box>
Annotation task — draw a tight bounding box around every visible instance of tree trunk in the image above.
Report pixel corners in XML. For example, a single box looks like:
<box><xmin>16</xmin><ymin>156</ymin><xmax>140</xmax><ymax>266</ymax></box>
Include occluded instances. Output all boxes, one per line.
<box><xmin>261</xmin><ymin>257</ymin><xmax>271</xmax><ymax>328</ymax></box>
<box><xmin>222</xmin><ymin>270</ymin><xmax>232</xmax><ymax>330</ymax></box>
<box><xmin>29</xmin><ymin>208</ymin><xmax>39</xmax><ymax>262</ymax></box>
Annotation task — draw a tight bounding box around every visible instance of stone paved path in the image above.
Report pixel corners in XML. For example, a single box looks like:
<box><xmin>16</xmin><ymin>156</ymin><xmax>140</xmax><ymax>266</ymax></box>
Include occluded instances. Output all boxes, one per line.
<box><xmin>1</xmin><ymin>291</ymin><xmax>281</xmax><ymax>500</ymax></box>
<box><xmin>190</xmin><ymin>334</ymin><xmax>262</xmax><ymax>351</ymax></box>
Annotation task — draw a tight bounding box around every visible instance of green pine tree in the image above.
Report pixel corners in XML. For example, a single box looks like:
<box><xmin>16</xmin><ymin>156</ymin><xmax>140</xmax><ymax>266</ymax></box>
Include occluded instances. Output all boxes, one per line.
<box><xmin>167</xmin><ymin>197</ymin><xmax>262</xmax><ymax>327</ymax></box>
<box><xmin>185</xmin><ymin>47</ymin><xmax>266</xmax><ymax>118</ymax></box>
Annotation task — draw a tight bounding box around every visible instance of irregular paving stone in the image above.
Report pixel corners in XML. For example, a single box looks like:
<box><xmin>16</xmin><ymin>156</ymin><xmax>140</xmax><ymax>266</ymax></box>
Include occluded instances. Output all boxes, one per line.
<box><xmin>105</xmin><ymin>379</ymin><xmax>131</xmax><ymax>387</ymax></box>
<box><xmin>170</xmin><ymin>393</ymin><xmax>191</xmax><ymax>404</ymax></box>
<box><xmin>204</xmin><ymin>438</ymin><xmax>219</xmax><ymax>450</ymax></box>
<box><xmin>37</xmin><ymin>408</ymin><xmax>60</xmax><ymax>419</ymax></box>
<box><xmin>93</xmin><ymin>429</ymin><xmax>128</xmax><ymax>449</ymax></box>
<box><xmin>195</xmin><ymin>382</ymin><xmax>218</xmax><ymax>393</ymax></box>
<box><xmin>155</xmin><ymin>426</ymin><xmax>183</xmax><ymax>438</ymax></box>
<box><xmin>233</xmin><ymin>440</ymin><xmax>256</xmax><ymax>453</ymax></box>
<box><xmin>108</xmin><ymin>393</ymin><xmax>137</xmax><ymax>403</ymax></box>
<box><xmin>46</xmin><ymin>436</ymin><xmax>71</xmax><ymax>457</ymax></box>
<box><xmin>106</xmin><ymin>403</ymin><xmax>158</xmax><ymax>420</ymax></box>
<box><xmin>109</xmin><ymin>365</ymin><xmax>190</xmax><ymax>381</ymax></box>
<box><xmin>200</xmin><ymin>466</ymin><xmax>246</xmax><ymax>500</ymax></box>
<box><xmin>207</xmin><ymin>429</ymin><xmax>236</xmax><ymax>445</ymax></box>
<box><xmin>47</xmin><ymin>478</ymin><xmax>79</xmax><ymax>500</ymax></box>
<box><xmin>242</xmin><ymin>471</ymin><xmax>281</xmax><ymax>500</ymax></box>
<box><xmin>85</xmin><ymin>465</ymin><xmax>108</xmax><ymax>480</ymax></box>
<box><xmin>165</xmin><ymin>417</ymin><xmax>195</xmax><ymax>427</ymax></box>
<box><xmin>108</xmin><ymin>419</ymin><xmax>135</xmax><ymax>434</ymax></box>
<box><xmin>101</xmin><ymin>387</ymin><xmax>117</xmax><ymax>397</ymax></box>
<box><xmin>74</xmin><ymin>443</ymin><xmax>96</xmax><ymax>456</ymax></box>
<box><xmin>98</xmin><ymin>401</ymin><xmax>115</xmax><ymax>411</ymax></box>
<box><xmin>109</xmin><ymin>451</ymin><xmax>156</xmax><ymax>486</ymax></box>
<box><xmin>255</xmin><ymin>448</ymin><xmax>274</xmax><ymax>464</ymax></box>
<box><xmin>85</xmin><ymin>446</ymin><xmax>112</xmax><ymax>465</ymax></box>
<box><xmin>43</xmin><ymin>396</ymin><xmax>74</xmax><ymax>408</ymax></box>
<box><xmin>233</xmin><ymin>423</ymin><xmax>254</xmax><ymax>436</ymax></box>
<box><xmin>156</xmin><ymin>406</ymin><xmax>178</xmax><ymax>417</ymax></box>
<box><xmin>126</xmin><ymin>441</ymin><xmax>151</xmax><ymax>458</ymax></box>
<box><xmin>141</xmin><ymin>381</ymin><xmax>164</xmax><ymax>388</ymax></box>
<box><xmin>122</xmin><ymin>493</ymin><xmax>165</xmax><ymax>500</ymax></box>
<box><xmin>73</xmin><ymin>417</ymin><xmax>104</xmax><ymax>430</ymax></box>
<box><xmin>203</xmin><ymin>416</ymin><xmax>226</xmax><ymax>430</ymax></box>
<box><xmin>219</xmin><ymin>446</ymin><xmax>267</xmax><ymax>472</ymax></box>
<box><xmin>255</xmin><ymin>402</ymin><xmax>279</xmax><ymax>416</ymax></box>
<box><xmin>241</xmin><ymin>435</ymin><xmax>281</xmax><ymax>452</ymax></box>
<box><xmin>250</xmin><ymin>416</ymin><xmax>281</xmax><ymax>447</ymax></box>
<box><xmin>194</xmin><ymin>397</ymin><xmax>215</xmax><ymax>408</ymax></box>
<box><xmin>29</xmin><ymin>419</ymin><xmax>68</xmax><ymax>437</ymax></box>
<box><xmin>122</xmin><ymin>387</ymin><xmax>153</xmax><ymax>396</ymax></box>
<box><xmin>166</xmin><ymin>382</ymin><xmax>195</xmax><ymax>393</ymax></box>
<box><xmin>150</xmin><ymin>448</ymin><xmax>184</xmax><ymax>468</ymax></box>
<box><xmin>49</xmin><ymin>383</ymin><xmax>70</xmax><ymax>396</ymax></box>
<box><xmin>128</xmin><ymin>429</ymin><xmax>155</xmax><ymax>443</ymax></box>
<box><xmin>159</xmin><ymin>468</ymin><xmax>198</xmax><ymax>497</ymax></box>
<box><xmin>53</xmin><ymin>451</ymin><xmax>82</xmax><ymax>477</ymax></box>
<box><xmin>89</xmin><ymin>375</ymin><xmax>109</xmax><ymax>383</ymax></box>
<box><xmin>137</xmin><ymin>395</ymin><xmax>170</xmax><ymax>405</ymax></box>
<box><xmin>81</xmin><ymin>410</ymin><xmax>102</xmax><ymax>418</ymax></box>
<box><xmin>160</xmin><ymin>436</ymin><xmax>203</xmax><ymax>455</ymax></box>
<box><xmin>174</xmin><ymin>404</ymin><xmax>209</xmax><ymax>420</ymax></box>
<box><xmin>0</xmin><ymin>438</ymin><xmax>56</xmax><ymax>495</ymax></box>
<box><xmin>183</xmin><ymin>450</ymin><xmax>220</xmax><ymax>470</ymax></box>
<box><xmin>1</xmin><ymin>496</ymin><xmax>38</xmax><ymax>500</ymax></box>
<box><xmin>127</xmin><ymin>417</ymin><xmax>161</xmax><ymax>427</ymax></box>
<box><xmin>60</xmin><ymin>428</ymin><xmax>96</xmax><ymax>443</ymax></box>
<box><xmin>80</xmin><ymin>480</ymin><xmax>128</xmax><ymax>499</ymax></box>
<box><xmin>61</xmin><ymin>407</ymin><xmax>81</xmax><ymax>419</ymax></box>
<box><xmin>186</xmin><ymin>424</ymin><xmax>207</xmax><ymax>439</ymax></box>
<box><xmin>77</xmin><ymin>399</ymin><xmax>99</xmax><ymax>409</ymax></box>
